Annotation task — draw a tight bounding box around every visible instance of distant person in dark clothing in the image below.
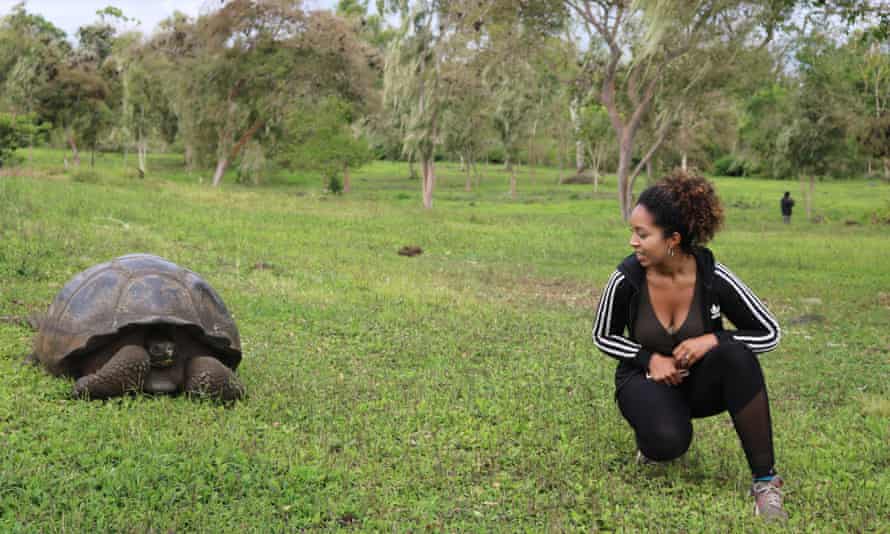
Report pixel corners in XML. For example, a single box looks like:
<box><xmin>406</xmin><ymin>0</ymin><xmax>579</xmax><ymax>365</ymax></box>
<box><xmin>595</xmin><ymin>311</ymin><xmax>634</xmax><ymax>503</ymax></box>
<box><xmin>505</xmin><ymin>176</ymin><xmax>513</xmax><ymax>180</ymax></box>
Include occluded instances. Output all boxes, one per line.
<box><xmin>781</xmin><ymin>192</ymin><xmax>794</xmax><ymax>224</ymax></box>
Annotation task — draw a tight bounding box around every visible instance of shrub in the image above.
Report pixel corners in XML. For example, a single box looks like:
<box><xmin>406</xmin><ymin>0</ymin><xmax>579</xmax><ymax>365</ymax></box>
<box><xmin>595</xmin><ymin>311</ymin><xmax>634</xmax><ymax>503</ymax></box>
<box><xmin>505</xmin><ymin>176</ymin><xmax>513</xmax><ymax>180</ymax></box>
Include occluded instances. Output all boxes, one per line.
<box><xmin>327</xmin><ymin>174</ymin><xmax>343</xmax><ymax>194</ymax></box>
<box><xmin>0</xmin><ymin>113</ymin><xmax>48</xmax><ymax>167</ymax></box>
<box><xmin>713</xmin><ymin>155</ymin><xmax>750</xmax><ymax>177</ymax></box>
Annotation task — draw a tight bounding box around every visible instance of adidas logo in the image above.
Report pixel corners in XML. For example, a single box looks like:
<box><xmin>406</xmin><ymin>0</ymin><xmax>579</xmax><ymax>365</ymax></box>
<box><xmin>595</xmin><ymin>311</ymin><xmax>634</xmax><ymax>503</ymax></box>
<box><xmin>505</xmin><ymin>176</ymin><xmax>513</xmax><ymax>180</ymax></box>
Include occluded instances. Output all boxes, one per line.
<box><xmin>710</xmin><ymin>304</ymin><xmax>721</xmax><ymax>319</ymax></box>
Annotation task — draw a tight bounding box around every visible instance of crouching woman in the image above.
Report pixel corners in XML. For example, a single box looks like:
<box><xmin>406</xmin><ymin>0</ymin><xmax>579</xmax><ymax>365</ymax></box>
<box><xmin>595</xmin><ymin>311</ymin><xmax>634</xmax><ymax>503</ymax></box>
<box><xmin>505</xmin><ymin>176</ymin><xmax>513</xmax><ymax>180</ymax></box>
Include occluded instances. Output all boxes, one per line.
<box><xmin>592</xmin><ymin>170</ymin><xmax>787</xmax><ymax>521</ymax></box>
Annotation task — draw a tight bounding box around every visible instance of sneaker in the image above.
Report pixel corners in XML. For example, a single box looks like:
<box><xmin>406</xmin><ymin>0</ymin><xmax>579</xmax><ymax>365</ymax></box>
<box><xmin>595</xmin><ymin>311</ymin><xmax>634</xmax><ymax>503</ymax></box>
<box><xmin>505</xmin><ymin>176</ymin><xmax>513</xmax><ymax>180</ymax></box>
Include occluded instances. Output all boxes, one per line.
<box><xmin>751</xmin><ymin>476</ymin><xmax>788</xmax><ymax>521</ymax></box>
<box><xmin>635</xmin><ymin>450</ymin><xmax>668</xmax><ymax>466</ymax></box>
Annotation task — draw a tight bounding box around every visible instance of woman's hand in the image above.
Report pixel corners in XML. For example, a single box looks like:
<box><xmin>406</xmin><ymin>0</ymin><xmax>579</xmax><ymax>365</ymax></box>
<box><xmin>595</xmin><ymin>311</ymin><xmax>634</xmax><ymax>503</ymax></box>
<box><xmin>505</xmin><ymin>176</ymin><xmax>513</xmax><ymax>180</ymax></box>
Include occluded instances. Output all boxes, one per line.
<box><xmin>672</xmin><ymin>334</ymin><xmax>719</xmax><ymax>369</ymax></box>
<box><xmin>648</xmin><ymin>353</ymin><xmax>685</xmax><ymax>386</ymax></box>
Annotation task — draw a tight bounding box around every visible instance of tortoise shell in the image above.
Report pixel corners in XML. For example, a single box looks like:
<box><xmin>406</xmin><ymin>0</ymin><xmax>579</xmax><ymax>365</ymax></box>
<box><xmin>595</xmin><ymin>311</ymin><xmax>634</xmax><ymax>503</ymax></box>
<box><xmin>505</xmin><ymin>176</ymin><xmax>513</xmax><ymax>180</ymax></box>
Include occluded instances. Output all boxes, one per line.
<box><xmin>35</xmin><ymin>254</ymin><xmax>241</xmax><ymax>376</ymax></box>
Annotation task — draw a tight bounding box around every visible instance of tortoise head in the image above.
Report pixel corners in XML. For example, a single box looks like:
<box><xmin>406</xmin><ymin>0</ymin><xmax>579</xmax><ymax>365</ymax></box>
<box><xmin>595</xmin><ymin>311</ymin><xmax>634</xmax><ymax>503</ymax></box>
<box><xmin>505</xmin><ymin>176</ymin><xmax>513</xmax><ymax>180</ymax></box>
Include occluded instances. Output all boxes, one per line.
<box><xmin>144</xmin><ymin>326</ymin><xmax>177</xmax><ymax>368</ymax></box>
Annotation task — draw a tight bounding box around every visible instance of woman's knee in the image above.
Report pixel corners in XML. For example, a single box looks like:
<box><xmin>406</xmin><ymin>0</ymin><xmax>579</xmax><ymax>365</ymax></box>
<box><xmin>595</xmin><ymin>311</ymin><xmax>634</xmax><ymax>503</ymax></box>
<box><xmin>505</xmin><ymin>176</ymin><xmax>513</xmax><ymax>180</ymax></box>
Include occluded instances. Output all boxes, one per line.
<box><xmin>637</xmin><ymin>421</ymin><xmax>693</xmax><ymax>461</ymax></box>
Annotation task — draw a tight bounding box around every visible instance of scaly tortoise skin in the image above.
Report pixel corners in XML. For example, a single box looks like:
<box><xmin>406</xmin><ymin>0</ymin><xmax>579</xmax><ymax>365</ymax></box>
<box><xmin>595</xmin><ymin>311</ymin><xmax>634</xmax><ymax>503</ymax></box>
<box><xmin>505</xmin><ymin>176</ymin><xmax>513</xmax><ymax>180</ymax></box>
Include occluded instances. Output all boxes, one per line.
<box><xmin>33</xmin><ymin>254</ymin><xmax>245</xmax><ymax>400</ymax></box>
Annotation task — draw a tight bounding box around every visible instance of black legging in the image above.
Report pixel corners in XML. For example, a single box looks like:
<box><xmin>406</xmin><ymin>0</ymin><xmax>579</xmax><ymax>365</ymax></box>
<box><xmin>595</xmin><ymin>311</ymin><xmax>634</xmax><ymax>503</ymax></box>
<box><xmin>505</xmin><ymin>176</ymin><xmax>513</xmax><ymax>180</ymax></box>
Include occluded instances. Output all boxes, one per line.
<box><xmin>617</xmin><ymin>342</ymin><xmax>775</xmax><ymax>478</ymax></box>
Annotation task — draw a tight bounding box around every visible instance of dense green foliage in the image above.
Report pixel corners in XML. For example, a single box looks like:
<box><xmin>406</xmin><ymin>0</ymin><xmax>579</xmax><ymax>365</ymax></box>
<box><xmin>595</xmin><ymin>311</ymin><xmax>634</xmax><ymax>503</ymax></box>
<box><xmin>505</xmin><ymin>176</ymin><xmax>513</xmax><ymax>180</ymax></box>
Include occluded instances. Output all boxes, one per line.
<box><xmin>1</xmin><ymin>153</ymin><xmax>888</xmax><ymax>530</ymax></box>
<box><xmin>0</xmin><ymin>113</ymin><xmax>47</xmax><ymax>167</ymax></box>
<box><xmin>1</xmin><ymin>1</ymin><xmax>886</xmax><ymax>205</ymax></box>
<box><xmin>281</xmin><ymin>96</ymin><xmax>372</xmax><ymax>192</ymax></box>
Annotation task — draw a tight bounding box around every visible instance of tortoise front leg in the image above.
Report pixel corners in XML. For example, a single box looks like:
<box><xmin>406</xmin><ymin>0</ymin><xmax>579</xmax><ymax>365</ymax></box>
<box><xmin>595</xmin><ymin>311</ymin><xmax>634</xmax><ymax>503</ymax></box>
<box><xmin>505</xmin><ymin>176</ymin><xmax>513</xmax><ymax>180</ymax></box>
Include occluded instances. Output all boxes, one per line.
<box><xmin>73</xmin><ymin>345</ymin><xmax>151</xmax><ymax>399</ymax></box>
<box><xmin>184</xmin><ymin>357</ymin><xmax>244</xmax><ymax>401</ymax></box>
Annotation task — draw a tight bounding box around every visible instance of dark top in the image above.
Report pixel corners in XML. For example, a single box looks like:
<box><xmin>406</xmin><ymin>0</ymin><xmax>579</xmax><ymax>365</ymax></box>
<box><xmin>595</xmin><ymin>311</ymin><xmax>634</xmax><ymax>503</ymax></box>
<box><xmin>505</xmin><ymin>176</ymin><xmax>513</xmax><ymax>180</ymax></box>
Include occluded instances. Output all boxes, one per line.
<box><xmin>592</xmin><ymin>247</ymin><xmax>781</xmax><ymax>392</ymax></box>
<box><xmin>634</xmin><ymin>278</ymin><xmax>706</xmax><ymax>357</ymax></box>
<box><xmin>781</xmin><ymin>196</ymin><xmax>795</xmax><ymax>216</ymax></box>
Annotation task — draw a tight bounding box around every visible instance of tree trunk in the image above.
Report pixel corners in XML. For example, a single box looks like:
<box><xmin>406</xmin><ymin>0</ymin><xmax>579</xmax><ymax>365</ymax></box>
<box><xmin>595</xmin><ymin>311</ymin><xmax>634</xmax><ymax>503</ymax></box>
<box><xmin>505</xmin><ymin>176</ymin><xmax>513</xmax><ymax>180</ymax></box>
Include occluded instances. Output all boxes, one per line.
<box><xmin>343</xmin><ymin>163</ymin><xmax>351</xmax><ymax>193</ymax></box>
<box><xmin>212</xmin><ymin>157</ymin><xmax>229</xmax><ymax>187</ymax></box>
<box><xmin>185</xmin><ymin>143</ymin><xmax>195</xmax><ymax>172</ymax></box>
<box><xmin>587</xmin><ymin>144</ymin><xmax>601</xmax><ymax>194</ymax></box>
<box><xmin>508</xmin><ymin>159</ymin><xmax>517</xmax><ymax>199</ymax></box>
<box><xmin>464</xmin><ymin>153</ymin><xmax>472</xmax><ymax>192</ymax></box>
<box><xmin>681</xmin><ymin>152</ymin><xmax>688</xmax><ymax>171</ymax></box>
<box><xmin>646</xmin><ymin>159</ymin><xmax>653</xmax><ymax>183</ymax></box>
<box><xmin>883</xmin><ymin>158</ymin><xmax>890</xmax><ymax>181</ymax></box>
<box><xmin>569</xmin><ymin>97</ymin><xmax>585</xmax><ymax>174</ymax></box>
<box><xmin>528</xmin><ymin>138</ymin><xmax>535</xmax><ymax>180</ymax></box>
<box><xmin>67</xmin><ymin>132</ymin><xmax>80</xmax><ymax>167</ymax></box>
<box><xmin>558</xmin><ymin>129</ymin><xmax>565</xmax><ymax>184</ymax></box>
<box><xmin>459</xmin><ymin>154</ymin><xmax>466</xmax><ymax>172</ymax></box>
<box><xmin>137</xmin><ymin>139</ymin><xmax>147</xmax><ymax>178</ymax></box>
<box><xmin>136</xmin><ymin>125</ymin><xmax>147</xmax><ymax>178</ymax></box>
<box><xmin>528</xmin><ymin>119</ymin><xmax>537</xmax><ymax>181</ymax></box>
<box><xmin>90</xmin><ymin>146</ymin><xmax>95</xmax><ymax>168</ymax></box>
<box><xmin>575</xmin><ymin>140</ymin><xmax>585</xmax><ymax>174</ymax></box>
<box><xmin>593</xmin><ymin>151</ymin><xmax>600</xmax><ymax>194</ymax></box>
<box><xmin>800</xmin><ymin>174</ymin><xmax>813</xmax><ymax>221</ymax></box>
<box><xmin>408</xmin><ymin>152</ymin><xmax>417</xmax><ymax>180</ymax></box>
<box><xmin>421</xmin><ymin>156</ymin><xmax>435</xmax><ymax>209</ymax></box>
<box><xmin>617</xmin><ymin>134</ymin><xmax>634</xmax><ymax>221</ymax></box>
<box><xmin>809</xmin><ymin>175</ymin><xmax>815</xmax><ymax>220</ymax></box>
<box><xmin>211</xmin><ymin>118</ymin><xmax>263</xmax><ymax>188</ymax></box>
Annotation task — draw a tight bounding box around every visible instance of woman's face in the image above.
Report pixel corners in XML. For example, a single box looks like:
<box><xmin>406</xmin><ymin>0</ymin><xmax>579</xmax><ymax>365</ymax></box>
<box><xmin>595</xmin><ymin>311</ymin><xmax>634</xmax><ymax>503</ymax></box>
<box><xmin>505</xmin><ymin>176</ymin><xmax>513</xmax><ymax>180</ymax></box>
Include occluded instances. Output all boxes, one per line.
<box><xmin>629</xmin><ymin>204</ymin><xmax>675</xmax><ymax>268</ymax></box>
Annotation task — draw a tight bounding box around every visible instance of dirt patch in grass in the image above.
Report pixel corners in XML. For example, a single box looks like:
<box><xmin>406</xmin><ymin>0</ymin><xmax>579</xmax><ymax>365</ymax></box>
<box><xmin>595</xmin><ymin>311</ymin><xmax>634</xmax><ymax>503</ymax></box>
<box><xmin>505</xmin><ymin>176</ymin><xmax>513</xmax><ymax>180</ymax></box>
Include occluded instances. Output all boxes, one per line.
<box><xmin>447</xmin><ymin>266</ymin><xmax>599</xmax><ymax>310</ymax></box>
<box><xmin>787</xmin><ymin>313</ymin><xmax>826</xmax><ymax>325</ymax></box>
<box><xmin>511</xmin><ymin>275</ymin><xmax>599</xmax><ymax>309</ymax></box>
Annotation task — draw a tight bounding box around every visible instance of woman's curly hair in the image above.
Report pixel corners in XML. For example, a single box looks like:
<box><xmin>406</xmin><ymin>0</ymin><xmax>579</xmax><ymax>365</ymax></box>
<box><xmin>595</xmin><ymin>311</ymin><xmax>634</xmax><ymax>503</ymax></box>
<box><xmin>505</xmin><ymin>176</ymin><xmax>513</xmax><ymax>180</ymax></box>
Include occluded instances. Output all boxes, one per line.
<box><xmin>636</xmin><ymin>168</ymin><xmax>724</xmax><ymax>253</ymax></box>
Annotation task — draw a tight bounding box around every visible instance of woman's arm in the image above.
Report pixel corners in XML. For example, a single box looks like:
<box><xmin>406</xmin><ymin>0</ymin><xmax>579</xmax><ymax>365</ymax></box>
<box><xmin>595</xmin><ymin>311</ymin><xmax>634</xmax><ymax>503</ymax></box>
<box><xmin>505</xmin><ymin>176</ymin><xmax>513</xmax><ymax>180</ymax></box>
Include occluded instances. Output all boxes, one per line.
<box><xmin>592</xmin><ymin>271</ymin><xmax>653</xmax><ymax>370</ymax></box>
<box><xmin>713</xmin><ymin>263</ymin><xmax>781</xmax><ymax>354</ymax></box>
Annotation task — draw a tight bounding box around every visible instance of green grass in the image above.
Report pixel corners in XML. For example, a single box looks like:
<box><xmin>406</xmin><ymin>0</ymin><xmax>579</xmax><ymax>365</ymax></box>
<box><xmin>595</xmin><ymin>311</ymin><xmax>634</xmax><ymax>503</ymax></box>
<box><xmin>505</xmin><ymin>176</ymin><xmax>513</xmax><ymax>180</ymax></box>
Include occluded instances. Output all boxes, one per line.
<box><xmin>1</xmin><ymin>149</ymin><xmax>888</xmax><ymax>531</ymax></box>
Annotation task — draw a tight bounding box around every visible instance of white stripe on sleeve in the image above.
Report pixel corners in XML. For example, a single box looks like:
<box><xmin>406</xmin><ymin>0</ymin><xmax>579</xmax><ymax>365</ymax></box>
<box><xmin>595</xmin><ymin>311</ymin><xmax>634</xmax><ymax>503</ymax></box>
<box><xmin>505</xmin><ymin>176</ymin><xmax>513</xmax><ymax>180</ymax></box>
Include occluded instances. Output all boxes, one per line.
<box><xmin>715</xmin><ymin>263</ymin><xmax>781</xmax><ymax>352</ymax></box>
<box><xmin>593</xmin><ymin>271</ymin><xmax>641</xmax><ymax>359</ymax></box>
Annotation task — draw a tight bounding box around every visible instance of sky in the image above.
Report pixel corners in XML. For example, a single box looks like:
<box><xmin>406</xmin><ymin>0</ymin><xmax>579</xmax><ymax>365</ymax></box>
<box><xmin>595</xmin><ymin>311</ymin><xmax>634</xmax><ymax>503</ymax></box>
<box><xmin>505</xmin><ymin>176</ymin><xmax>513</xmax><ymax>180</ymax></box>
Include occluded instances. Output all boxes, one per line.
<box><xmin>0</xmin><ymin>0</ymin><xmax>337</xmax><ymax>40</ymax></box>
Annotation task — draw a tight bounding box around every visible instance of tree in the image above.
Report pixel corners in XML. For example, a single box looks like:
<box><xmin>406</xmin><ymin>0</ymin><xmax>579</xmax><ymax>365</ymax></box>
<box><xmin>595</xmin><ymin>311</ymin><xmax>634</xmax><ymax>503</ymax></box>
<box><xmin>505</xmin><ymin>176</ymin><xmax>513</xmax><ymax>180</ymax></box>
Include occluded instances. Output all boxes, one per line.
<box><xmin>579</xmin><ymin>103</ymin><xmax>611</xmax><ymax>192</ymax></box>
<box><xmin>738</xmin><ymin>84</ymin><xmax>793</xmax><ymax>178</ymax></box>
<box><xmin>489</xmin><ymin>65</ymin><xmax>535</xmax><ymax>199</ymax></box>
<box><xmin>384</xmin><ymin>0</ymin><xmax>505</xmax><ymax>208</ymax></box>
<box><xmin>441</xmin><ymin>63</ymin><xmax>490</xmax><ymax>192</ymax></box>
<box><xmin>384</xmin><ymin>1</ymin><xmax>457</xmax><ymax>208</ymax></box>
<box><xmin>483</xmin><ymin>7</ymin><xmax>563</xmax><ymax>196</ymax></box>
<box><xmin>853</xmin><ymin>34</ymin><xmax>890</xmax><ymax>178</ymax></box>
<box><xmin>152</xmin><ymin>1</ymin><xmax>377</xmax><ymax>186</ymax></box>
<box><xmin>0</xmin><ymin>3</ymin><xmax>68</xmax><ymax>92</ymax></box>
<box><xmin>778</xmin><ymin>34</ymin><xmax>849</xmax><ymax>220</ymax></box>
<box><xmin>0</xmin><ymin>4</ymin><xmax>69</xmax><ymax>163</ymax></box>
<box><xmin>37</xmin><ymin>62</ymin><xmax>112</xmax><ymax>167</ymax></box>
<box><xmin>280</xmin><ymin>96</ymin><xmax>373</xmax><ymax>192</ymax></box>
<box><xmin>0</xmin><ymin>112</ymin><xmax>48</xmax><ymax>167</ymax></box>
<box><xmin>564</xmin><ymin>0</ymin><xmax>786</xmax><ymax>219</ymax></box>
<box><xmin>860</xmin><ymin>113</ymin><xmax>890</xmax><ymax>180</ymax></box>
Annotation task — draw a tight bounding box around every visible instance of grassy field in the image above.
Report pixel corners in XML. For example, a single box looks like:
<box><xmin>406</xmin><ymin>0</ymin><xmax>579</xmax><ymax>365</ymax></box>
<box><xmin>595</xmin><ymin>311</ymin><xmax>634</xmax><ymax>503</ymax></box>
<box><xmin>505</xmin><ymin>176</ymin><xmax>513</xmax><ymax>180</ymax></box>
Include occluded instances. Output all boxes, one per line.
<box><xmin>1</xmin><ymin>149</ymin><xmax>888</xmax><ymax>532</ymax></box>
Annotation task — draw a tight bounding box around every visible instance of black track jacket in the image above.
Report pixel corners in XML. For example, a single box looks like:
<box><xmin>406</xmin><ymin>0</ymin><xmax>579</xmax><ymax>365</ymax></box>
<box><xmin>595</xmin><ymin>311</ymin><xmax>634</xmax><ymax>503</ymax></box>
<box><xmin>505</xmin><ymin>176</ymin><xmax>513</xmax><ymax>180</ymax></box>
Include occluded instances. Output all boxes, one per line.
<box><xmin>592</xmin><ymin>247</ymin><xmax>781</xmax><ymax>391</ymax></box>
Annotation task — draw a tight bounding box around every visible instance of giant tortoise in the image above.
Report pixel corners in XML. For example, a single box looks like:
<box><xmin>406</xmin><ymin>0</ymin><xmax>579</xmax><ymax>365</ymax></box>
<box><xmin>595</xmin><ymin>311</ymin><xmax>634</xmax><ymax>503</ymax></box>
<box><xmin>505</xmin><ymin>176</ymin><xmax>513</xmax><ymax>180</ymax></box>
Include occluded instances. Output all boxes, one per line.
<box><xmin>33</xmin><ymin>254</ymin><xmax>245</xmax><ymax>400</ymax></box>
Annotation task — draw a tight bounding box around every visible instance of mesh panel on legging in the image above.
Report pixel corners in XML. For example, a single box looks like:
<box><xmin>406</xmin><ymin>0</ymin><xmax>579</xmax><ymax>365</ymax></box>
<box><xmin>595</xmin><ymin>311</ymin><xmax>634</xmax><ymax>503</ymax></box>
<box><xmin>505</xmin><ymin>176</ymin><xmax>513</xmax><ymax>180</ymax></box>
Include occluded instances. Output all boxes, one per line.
<box><xmin>684</xmin><ymin>342</ymin><xmax>775</xmax><ymax>477</ymax></box>
<box><xmin>727</xmin><ymin>386</ymin><xmax>775</xmax><ymax>478</ymax></box>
